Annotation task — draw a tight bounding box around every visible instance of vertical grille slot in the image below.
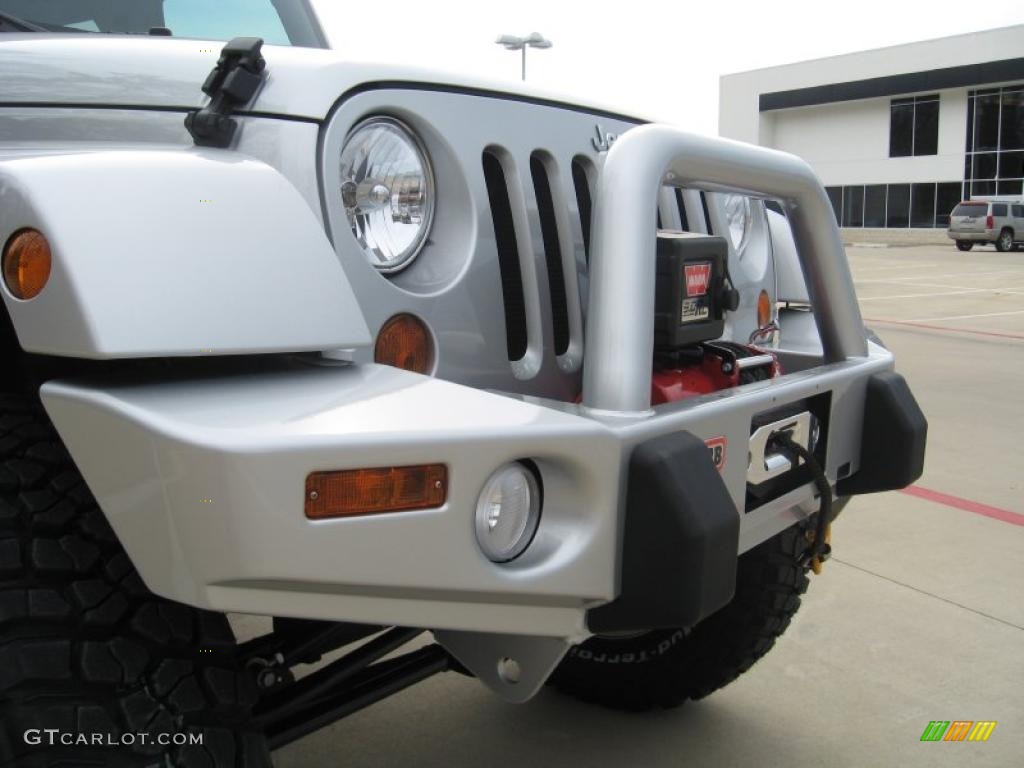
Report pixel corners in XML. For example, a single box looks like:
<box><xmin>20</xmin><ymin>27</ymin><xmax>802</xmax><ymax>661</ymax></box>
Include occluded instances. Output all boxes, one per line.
<box><xmin>530</xmin><ymin>153</ymin><xmax>571</xmax><ymax>357</ymax></box>
<box><xmin>482</xmin><ymin>150</ymin><xmax>528</xmax><ymax>361</ymax></box>
<box><xmin>571</xmin><ymin>157</ymin><xmax>593</xmax><ymax>262</ymax></box>
<box><xmin>700</xmin><ymin>191</ymin><xmax>713</xmax><ymax>233</ymax></box>
<box><xmin>675</xmin><ymin>188</ymin><xmax>689</xmax><ymax>230</ymax></box>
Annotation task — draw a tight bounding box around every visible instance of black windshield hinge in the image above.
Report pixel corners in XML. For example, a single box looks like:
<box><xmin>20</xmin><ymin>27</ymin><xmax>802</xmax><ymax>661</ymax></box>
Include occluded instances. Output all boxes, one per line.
<box><xmin>185</xmin><ymin>36</ymin><xmax>266</xmax><ymax>148</ymax></box>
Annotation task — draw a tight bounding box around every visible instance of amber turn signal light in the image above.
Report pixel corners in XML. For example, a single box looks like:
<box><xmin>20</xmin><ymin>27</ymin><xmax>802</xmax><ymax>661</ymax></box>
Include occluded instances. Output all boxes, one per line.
<box><xmin>374</xmin><ymin>313</ymin><xmax>434</xmax><ymax>374</ymax></box>
<box><xmin>3</xmin><ymin>229</ymin><xmax>52</xmax><ymax>300</ymax></box>
<box><xmin>757</xmin><ymin>289</ymin><xmax>772</xmax><ymax>328</ymax></box>
<box><xmin>305</xmin><ymin>464</ymin><xmax>447</xmax><ymax>519</ymax></box>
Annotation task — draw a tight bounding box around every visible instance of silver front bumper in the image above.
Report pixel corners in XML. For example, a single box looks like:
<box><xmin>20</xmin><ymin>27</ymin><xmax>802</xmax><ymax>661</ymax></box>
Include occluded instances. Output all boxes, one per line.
<box><xmin>42</xmin><ymin>345</ymin><xmax>891</xmax><ymax>634</ymax></box>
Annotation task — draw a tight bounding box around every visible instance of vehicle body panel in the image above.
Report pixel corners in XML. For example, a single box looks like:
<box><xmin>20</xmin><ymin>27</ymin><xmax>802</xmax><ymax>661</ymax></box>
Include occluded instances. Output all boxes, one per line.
<box><xmin>0</xmin><ymin>35</ymin><xmax>648</xmax><ymax>123</ymax></box>
<box><xmin>0</xmin><ymin>147</ymin><xmax>370</xmax><ymax>356</ymax></box>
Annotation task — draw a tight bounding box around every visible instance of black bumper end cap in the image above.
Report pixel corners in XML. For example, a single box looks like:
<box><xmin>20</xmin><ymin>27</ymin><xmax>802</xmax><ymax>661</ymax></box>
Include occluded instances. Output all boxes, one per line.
<box><xmin>837</xmin><ymin>371</ymin><xmax>927</xmax><ymax>496</ymax></box>
<box><xmin>587</xmin><ymin>430</ymin><xmax>740</xmax><ymax>635</ymax></box>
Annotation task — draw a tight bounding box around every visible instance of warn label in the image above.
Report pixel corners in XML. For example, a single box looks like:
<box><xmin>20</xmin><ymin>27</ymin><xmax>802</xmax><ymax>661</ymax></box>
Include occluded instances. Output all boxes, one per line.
<box><xmin>705</xmin><ymin>436</ymin><xmax>727</xmax><ymax>472</ymax></box>
<box><xmin>684</xmin><ymin>263</ymin><xmax>712</xmax><ymax>298</ymax></box>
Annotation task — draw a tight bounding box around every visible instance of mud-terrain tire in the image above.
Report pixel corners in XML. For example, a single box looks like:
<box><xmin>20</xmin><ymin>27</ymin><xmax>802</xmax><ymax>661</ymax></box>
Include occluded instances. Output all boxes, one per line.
<box><xmin>550</xmin><ymin>524</ymin><xmax>810</xmax><ymax>711</ymax></box>
<box><xmin>955</xmin><ymin>240</ymin><xmax>973</xmax><ymax>252</ymax></box>
<box><xmin>0</xmin><ymin>393</ymin><xmax>270</xmax><ymax>767</ymax></box>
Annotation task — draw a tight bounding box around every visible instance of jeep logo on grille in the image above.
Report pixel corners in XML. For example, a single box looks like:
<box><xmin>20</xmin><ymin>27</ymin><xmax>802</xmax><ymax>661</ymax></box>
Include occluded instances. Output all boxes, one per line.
<box><xmin>592</xmin><ymin>124</ymin><xmax>618</xmax><ymax>153</ymax></box>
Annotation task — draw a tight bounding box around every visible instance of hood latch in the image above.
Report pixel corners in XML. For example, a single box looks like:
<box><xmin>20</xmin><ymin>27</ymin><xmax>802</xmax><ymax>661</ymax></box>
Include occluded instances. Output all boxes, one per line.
<box><xmin>185</xmin><ymin>36</ymin><xmax>266</xmax><ymax>148</ymax></box>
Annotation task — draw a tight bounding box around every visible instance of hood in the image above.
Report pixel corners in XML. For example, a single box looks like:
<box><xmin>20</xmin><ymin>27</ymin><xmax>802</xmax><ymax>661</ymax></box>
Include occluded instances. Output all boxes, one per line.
<box><xmin>0</xmin><ymin>34</ymin><xmax>649</xmax><ymax>123</ymax></box>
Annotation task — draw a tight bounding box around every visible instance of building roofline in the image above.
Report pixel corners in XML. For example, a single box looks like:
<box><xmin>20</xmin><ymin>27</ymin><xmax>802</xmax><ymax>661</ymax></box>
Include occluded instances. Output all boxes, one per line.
<box><xmin>721</xmin><ymin>23</ymin><xmax>1024</xmax><ymax>80</ymax></box>
<box><xmin>759</xmin><ymin>56</ymin><xmax>1024</xmax><ymax>111</ymax></box>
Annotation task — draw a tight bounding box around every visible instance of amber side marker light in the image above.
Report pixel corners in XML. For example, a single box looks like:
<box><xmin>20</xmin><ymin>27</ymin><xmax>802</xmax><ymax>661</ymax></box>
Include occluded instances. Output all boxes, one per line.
<box><xmin>305</xmin><ymin>464</ymin><xmax>447</xmax><ymax>519</ymax></box>
<box><xmin>3</xmin><ymin>229</ymin><xmax>52</xmax><ymax>300</ymax></box>
<box><xmin>757</xmin><ymin>289</ymin><xmax>772</xmax><ymax>328</ymax></box>
<box><xmin>375</xmin><ymin>313</ymin><xmax>434</xmax><ymax>374</ymax></box>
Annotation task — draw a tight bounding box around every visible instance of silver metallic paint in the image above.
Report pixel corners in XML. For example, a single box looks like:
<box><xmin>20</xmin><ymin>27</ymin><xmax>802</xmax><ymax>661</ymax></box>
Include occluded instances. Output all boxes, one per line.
<box><xmin>0</xmin><ymin>148</ymin><xmax>369</xmax><ymax>356</ymax></box>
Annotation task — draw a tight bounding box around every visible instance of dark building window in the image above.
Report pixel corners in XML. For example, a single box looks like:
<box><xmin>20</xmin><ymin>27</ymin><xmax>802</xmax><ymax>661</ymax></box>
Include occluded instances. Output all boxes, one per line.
<box><xmin>910</xmin><ymin>183</ymin><xmax>936</xmax><ymax>228</ymax></box>
<box><xmin>842</xmin><ymin>185</ymin><xmax>864</xmax><ymax>227</ymax></box>
<box><xmin>973</xmin><ymin>92</ymin><xmax>1000</xmax><ymax>151</ymax></box>
<box><xmin>972</xmin><ymin>180</ymin><xmax>996</xmax><ymax>196</ymax></box>
<box><xmin>1001</xmin><ymin>89</ymin><xmax>1023</xmax><ymax>150</ymax></box>
<box><xmin>825</xmin><ymin>186</ymin><xmax>842</xmax><ymax>223</ymax></box>
<box><xmin>913</xmin><ymin>99</ymin><xmax>939</xmax><ymax>156</ymax></box>
<box><xmin>1000</xmin><ymin>151</ymin><xmax>1024</xmax><ymax>179</ymax></box>
<box><xmin>886</xmin><ymin>184</ymin><xmax>910</xmax><ymax>227</ymax></box>
<box><xmin>830</xmin><ymin>182</ymin><xmax>959</xmax><ymax>228</ymax></box>
<box><xmin>935</xmin><ymin>182</ymin><xmax>963</xmax><ymax>227</ymax></box>
<box><xmin>864</xmin><ymin>185</ymin><xmax>887</xmax><ymax>227</ymax></box>
<box><xmin>890</xmin><ymin>94</ymin><xmax>939</xmax><ymax>157</ymax></box>
<box><xmin>889</xmin><ymin>99</ymin><xmax>914</xmax><ymax>157</ymax></box>
<box><xmin>965</xmin><ymin>84</ymin><xmax>1024</xmax><ymax>197</ymax></box>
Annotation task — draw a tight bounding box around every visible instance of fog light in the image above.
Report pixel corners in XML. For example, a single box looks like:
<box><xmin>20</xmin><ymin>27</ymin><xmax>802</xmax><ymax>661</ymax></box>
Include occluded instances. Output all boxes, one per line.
<box><xmin>475</xmin><ymin>462</ymin><xmax>541</xmax><ymax>562</ymax></box>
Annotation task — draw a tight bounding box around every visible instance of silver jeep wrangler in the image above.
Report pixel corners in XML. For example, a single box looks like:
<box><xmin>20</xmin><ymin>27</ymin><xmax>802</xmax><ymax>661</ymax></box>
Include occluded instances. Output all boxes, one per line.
<box><xmin>0</xmin><ymin>2</ymin><xmax>927</xmax><ymax>765</ymax></box>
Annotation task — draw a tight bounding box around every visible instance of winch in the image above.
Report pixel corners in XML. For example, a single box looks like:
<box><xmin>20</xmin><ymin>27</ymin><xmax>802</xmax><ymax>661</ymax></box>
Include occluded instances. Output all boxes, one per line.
<box><xmin>650</xmin><ymin>232</ymin><xmax>779</xmax><ymax>405</ymax></box>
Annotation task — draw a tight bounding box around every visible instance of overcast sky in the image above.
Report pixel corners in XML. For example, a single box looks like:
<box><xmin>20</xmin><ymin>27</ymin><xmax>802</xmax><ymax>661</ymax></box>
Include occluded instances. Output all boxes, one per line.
<box><xmin>311</xmin><ymin>0</ymin><xmax>1023</xmax><ymax>135</ymax></box>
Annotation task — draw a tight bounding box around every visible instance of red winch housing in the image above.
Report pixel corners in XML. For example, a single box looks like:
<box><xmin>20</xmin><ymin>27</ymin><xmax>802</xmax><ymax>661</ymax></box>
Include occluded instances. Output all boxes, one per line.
<box><xmin>651</xmin><ymin>342</ymin><xmax>781</xmax><ymax>405</ymax></box>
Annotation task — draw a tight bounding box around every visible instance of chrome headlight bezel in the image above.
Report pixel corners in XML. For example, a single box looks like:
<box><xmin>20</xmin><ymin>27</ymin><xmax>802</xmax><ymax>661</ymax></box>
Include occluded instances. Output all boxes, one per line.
<box><xmin>722</xmin><ymin>193</ymin><xmax>753</xmax><ymax>253</ymax></box>
<box><xmin>339</xmin><ymin>116</ymin><xmax>436</xmax><ymax>274</ymax></box>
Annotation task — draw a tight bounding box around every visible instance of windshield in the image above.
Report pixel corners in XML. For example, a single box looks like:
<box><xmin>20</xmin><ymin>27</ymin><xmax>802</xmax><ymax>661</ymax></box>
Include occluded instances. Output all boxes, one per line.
<box><xmin>0</xmin><ymin>0</ymin><xmax>325</xmax><ymax>47</ymax></box>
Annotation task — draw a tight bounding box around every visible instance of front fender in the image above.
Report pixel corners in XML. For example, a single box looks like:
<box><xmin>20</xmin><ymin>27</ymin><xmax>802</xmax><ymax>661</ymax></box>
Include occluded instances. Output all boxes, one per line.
<box><xmin>0</xmin><ymin>148</ymin><xmax>370</xmax><ymax>357</ymax></box>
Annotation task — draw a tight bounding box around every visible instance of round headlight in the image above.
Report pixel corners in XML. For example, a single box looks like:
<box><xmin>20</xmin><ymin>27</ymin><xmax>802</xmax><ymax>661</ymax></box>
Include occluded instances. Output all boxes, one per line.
<box><xmin>722</xmin><ymin>194</ymin><xmax>752</xmax><ymax>252</ymax></box>
<box><xmin>339</xmin><ymin>117</ymin><xmax>435</xmax><ymax>273</ymax></box>
<box><xmin>475</xmin><ymin>462</ymin><xmax>541</xmax><ymax>563</ymax></box>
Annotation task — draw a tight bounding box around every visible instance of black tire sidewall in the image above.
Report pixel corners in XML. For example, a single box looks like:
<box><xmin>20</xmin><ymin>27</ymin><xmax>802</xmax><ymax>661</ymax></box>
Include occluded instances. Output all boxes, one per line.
<box><xmin>0</xmin><ymin>393</ymin><xmax>270</xmax><ymax>768</ymax></box>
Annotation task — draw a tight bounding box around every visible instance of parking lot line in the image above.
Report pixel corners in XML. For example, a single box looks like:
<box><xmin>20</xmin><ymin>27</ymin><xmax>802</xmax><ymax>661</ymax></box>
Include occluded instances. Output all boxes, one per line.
<box><xmin>854</xmin><ymin>269</ymin><xmax>1024</xmax><ymax>284</ymax></box>
<box><xmin>858</xmin><ymin>288</ymin><xmax>1002</xmax><ymax>301</ymax></box>
<box><xmin>863</xmin><ymin>317</ymin><xmax>1024</xmax><ymax>341</ymax></box>
<box><xmin>907</xmin><ymin>308</ymin><xmax>1024</xmax><ymax>322</ymax></box>
<box><xmin>901</xmin><ymin>485</ymin><xmax>1024</xmax><ymax>526</ymax></box>
<box><xmin>852</xmin><ymin>262</ymin><xmax>938</xmax><ymax>274</ymax></box>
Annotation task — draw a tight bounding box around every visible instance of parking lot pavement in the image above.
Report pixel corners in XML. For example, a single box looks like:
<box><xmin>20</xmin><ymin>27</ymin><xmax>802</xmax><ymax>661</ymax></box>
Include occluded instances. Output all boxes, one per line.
<box><xmin>272</xmin><ymin>243</ymin><xmax>1024</xmax><ymax>767</ymax></box>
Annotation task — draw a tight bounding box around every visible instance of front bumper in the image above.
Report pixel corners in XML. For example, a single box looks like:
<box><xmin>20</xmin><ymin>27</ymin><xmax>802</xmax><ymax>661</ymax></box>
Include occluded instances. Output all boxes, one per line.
<box><xmin>42</xmin><ymin>347</ymin><xmax>896</xmax><ymax>639</ymax></box>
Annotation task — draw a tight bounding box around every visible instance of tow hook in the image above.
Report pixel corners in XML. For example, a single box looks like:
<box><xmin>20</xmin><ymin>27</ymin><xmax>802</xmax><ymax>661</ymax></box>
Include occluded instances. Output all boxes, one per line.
<box><xmin>805</xmin><ymin>523</ymin><xmax>832</xmax><ymax>575</ymax></box>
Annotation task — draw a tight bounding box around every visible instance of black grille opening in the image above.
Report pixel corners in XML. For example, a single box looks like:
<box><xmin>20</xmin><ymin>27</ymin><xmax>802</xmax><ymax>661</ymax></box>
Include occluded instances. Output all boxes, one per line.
<box><xmin>530</xmin><ymin>154</ymin><xmax>571</xmax><ymax>357</ymax></box>
<box><xmin>700</xmin><ymin>191</ymin><xmax>713</xmax><ymax>233</ymax></box>
<box><xmin>571</xmin><ymin>157</ymin><xmax>593</xmax><ymax>263</ymax></box>
<box><xmin>674</xmin><ymin>188</ymin><xmax>689</xmax><ymax>230</ymax></box>
<box><xmin>482</xmin><ymin>150</ymin><xmax>528</xmax><ymax>361</ymax></box>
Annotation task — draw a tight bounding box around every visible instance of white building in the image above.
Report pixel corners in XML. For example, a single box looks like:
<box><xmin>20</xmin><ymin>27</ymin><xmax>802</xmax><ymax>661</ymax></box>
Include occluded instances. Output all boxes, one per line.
<box><xmin>719</xmin><ymin>25</ymin><xmax>1024</xmax><ymax>229</ymax></box>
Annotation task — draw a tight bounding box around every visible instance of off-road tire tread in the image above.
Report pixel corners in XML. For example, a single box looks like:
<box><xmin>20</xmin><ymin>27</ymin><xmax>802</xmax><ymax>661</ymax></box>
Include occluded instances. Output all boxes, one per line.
<box><xmin>0</xmin><ymin>393</ymin><xmax>269</xmax><ymax>767</ymax></box>
<box><xmin>549</xmin><ymin>524</ymin><xmax>810</xmax><ymax>711</ymax></box>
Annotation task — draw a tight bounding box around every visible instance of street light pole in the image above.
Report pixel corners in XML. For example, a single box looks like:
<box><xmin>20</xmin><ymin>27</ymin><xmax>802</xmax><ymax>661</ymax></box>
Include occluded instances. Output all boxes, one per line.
<box><xmin>495</xmin><ymin>33</ymin><xmax>552</xmax><ymax>82</ymax></box>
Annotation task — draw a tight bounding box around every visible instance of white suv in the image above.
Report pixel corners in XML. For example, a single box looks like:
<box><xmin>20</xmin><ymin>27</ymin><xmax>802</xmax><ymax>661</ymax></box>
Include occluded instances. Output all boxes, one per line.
<box><xmin>948</xmin><ymin>199</ymin><xmax>1024</xmax><ymax>252</ymax></box>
